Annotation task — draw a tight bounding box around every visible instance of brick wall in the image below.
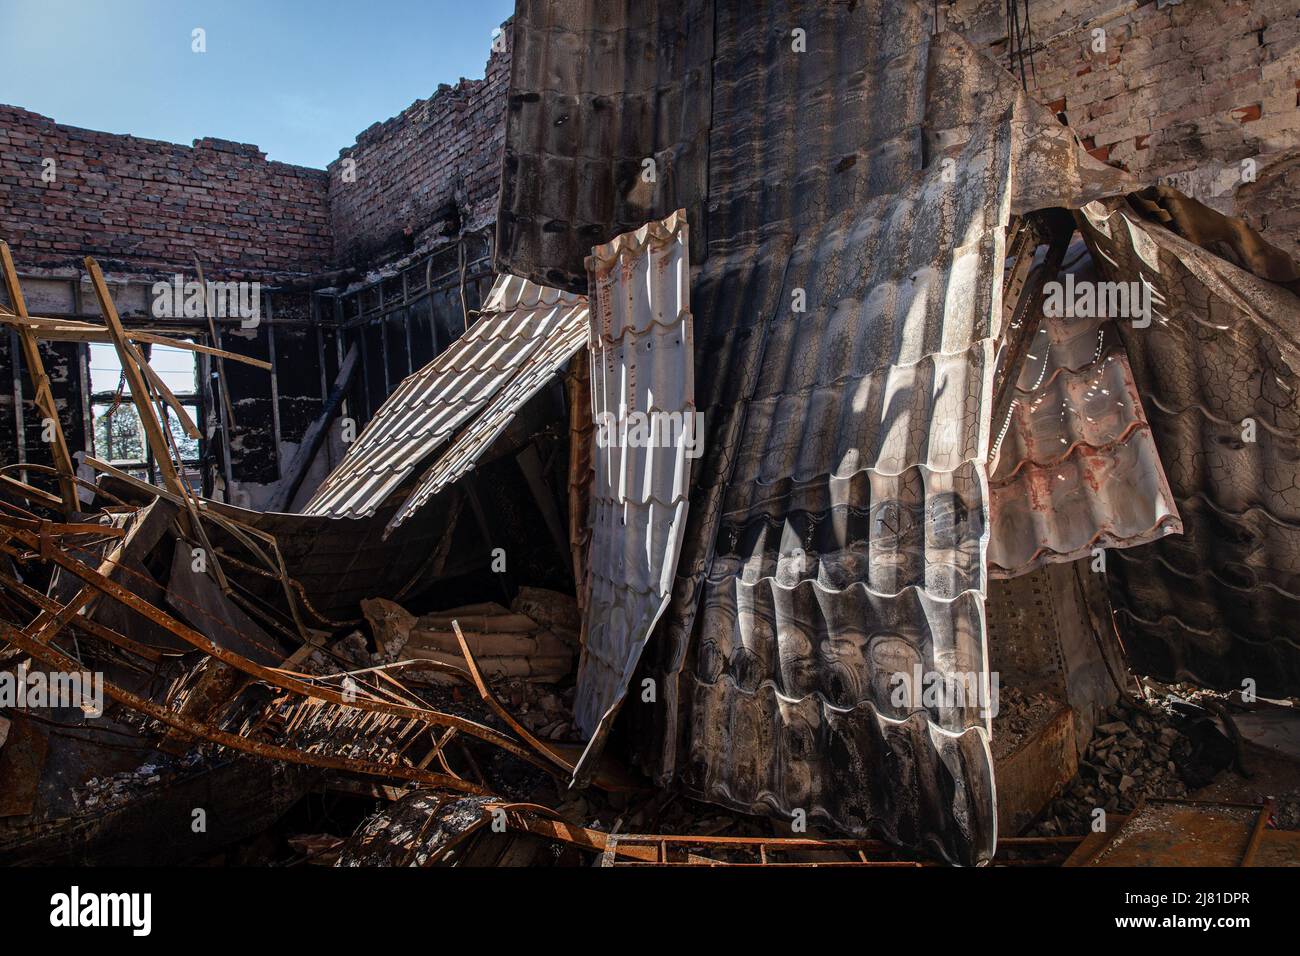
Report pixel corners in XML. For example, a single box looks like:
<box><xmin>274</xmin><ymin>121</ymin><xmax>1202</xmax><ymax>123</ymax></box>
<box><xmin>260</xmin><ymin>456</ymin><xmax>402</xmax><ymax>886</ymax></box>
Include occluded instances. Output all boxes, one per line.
<box><xmin>0</xmin><ymin>106</ymin><xmax>333</xmax><ymax>278</ymax></box>
<box><xmin>327</xmin><ymin>25</ymin><xmax>511</xmax><ymax>269</ymax></box>
<box><xmin>950</xmin><ymin>0</ymin><xmax>1300</xmax><ymax>259</ymax></box>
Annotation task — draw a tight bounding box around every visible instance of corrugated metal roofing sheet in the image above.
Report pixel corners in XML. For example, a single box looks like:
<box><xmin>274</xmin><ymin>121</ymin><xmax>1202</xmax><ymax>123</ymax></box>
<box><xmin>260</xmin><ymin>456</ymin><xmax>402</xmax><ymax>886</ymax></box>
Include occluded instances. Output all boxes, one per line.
<box><xmin>657</xmin><ymin>17</ymin><xmax>1128</xmax><ymax>865</ymax></box>
<box><xmin>572</xmin><ymin>210</ymin><xmax>693</xmax><ymax>774</ymax></box>
<box><xmin>988</xmin><ymin>247</ymin><xmax>1182</xmax><ymax>577</ymax></box>
<box><xmin>1078</xmin><ymin>200</ymin><xmax>1300</xmax><ymax>696</ymax></box>
<box><xmin>388</xmin><ymin>299</ymin><xmax>590</xmax><ymax>534</ymax></box>
<box><xmin>497</xmin><ymin>0</ymin><xmax>713</xmax><ymax>292</ymax></box>
<box><xmin>503</xmin><ymin>0</ymin><xmax>1132</xmax><ymax>865</ymax></box>
<box><xmin>301</xmin><ymin>275</ymin><xmax>587</xmax><ymax>520</ymax></box>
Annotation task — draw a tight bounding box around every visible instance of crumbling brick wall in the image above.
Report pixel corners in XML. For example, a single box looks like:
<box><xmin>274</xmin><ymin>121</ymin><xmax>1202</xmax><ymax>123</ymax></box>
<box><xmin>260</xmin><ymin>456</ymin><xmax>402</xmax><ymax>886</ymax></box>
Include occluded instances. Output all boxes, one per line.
<box><xmin>0</xmin><ymin>106</ymin><xmax>333</xmax><ymax>277</ymax></box>
<box><xmin>326</xmin><ymin>25</ymin><xmax>511</xmax><ymax>269</ymax></box>
<box><xmin>950</xmin><ymin>0</ymin><xmax>1300</xmax><ymax>259</ymax></box>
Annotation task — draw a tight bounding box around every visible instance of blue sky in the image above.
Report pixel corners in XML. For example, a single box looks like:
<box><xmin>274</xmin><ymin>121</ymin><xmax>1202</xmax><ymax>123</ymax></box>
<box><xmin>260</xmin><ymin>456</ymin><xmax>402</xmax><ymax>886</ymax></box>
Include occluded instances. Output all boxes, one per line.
<box><xmin>0</xmin><ymin>0</ymin><xmax>516</xmax><ymax>169</ymax></box>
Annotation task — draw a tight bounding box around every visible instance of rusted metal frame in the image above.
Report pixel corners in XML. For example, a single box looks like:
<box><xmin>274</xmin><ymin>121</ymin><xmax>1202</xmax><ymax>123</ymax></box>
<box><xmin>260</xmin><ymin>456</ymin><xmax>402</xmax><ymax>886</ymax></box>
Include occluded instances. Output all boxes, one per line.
<box><xmin>452</xmin><ymin>619</ymin><xmax>576</xmax><ymax>774</ymax></box>
<box><xmin>1</xmin><ymin>243</ymin><xmax>78</xmax><ymax>513</ymax></box>
<box><xmin>1241</xmin><ymin>797</ymin><xmax>1273</xmax><ymax>865</ymax></box>
<box><xmin>4</xmin><ymin>521</ymin><xmax>553</xmax><ymax>763</ymax></box>
<box><xmin>611</xmin><ymin>833</ymin><xmax>898</xmax><ymax>851</ymax></box>
<box><xmin>84</xmin><ymin>258</ymin><xmax>185</xmax><ymax>498</ymax></box>
<box><xmin>154</xmin><ymin>384</ymin><xmax>229</xmax><ymax>592</ymax></box>
<box><xmin>74</xmin><ymin>288</ymin><xmax>93</xmax><ymax>491</ymax></box>
<box><xmin>491</xmin><ymin>805</ymin><xmax>660</xmax><ymax>862</ymax></box>
<box><xmin>589</xmin><ymin>829</ymin><xmax>929</xmax><ymax>867</ymax></box>
<box><xmin>0</xmin><ymin>561</ymin><xmax>172</xmax><ymax>665</ymax></box>
<box><xmin>277</xmin><ymin>662</ymin><xmax>428</xmax><ymax>709</ymax></box>
<box><xmin>612</xmin><ymin>858</ymin><xmax>924</xmax><ymax>868</ymax></box>
<box><xmin>16</xmin><ymin>501</ymin><xmax>141</xmax><ymax>644</ymax></box>
<box><xmin>413</xmin><ymin>727</ymin><xmax>456</xmax><ymax>769</ymax></box>
<box><xmin>138</xmin><ymin>348</ymin><xmax>200</xmax><ymax>441</ymax></box>
<box><xmin>47</xmin><ymin>307</ymin><xmax>204</xmax><ymax>444</ymax></box>
<box><xmin>0</xmin><ymin>618</ymin><xmax>488</xmax><ymax>791</ymax></box>
<box><xmin>284</xmin><ymin>664</ymin><xmax>554</xmax><ymax>779</ymax></box>
<box><xmin>82</xmin><ymin>455</ymin><xmax>317</xmax><ymax>634</ymax></box>
<box><xmin>990</xmin><ymin>209</ymin><xmax>1074</xmax><ymax>452</ymax></box>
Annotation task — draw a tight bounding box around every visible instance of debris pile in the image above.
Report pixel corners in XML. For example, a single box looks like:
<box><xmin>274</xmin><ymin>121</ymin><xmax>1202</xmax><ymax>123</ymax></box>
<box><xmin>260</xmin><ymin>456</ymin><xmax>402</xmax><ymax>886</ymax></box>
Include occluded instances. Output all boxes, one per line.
<box><xmin>4</xmin><ymin>0</ymin><xmax>1300</xmax><ymax>869</ymax></box>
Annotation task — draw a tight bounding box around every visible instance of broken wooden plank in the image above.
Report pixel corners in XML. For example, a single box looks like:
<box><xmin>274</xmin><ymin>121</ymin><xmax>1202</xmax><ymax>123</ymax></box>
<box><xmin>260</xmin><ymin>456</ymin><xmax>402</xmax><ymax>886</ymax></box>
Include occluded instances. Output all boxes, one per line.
<box><xmin>84</xmin><ymin>257</ymin><xmax>184</xmax><ymax>498</ymax></box>
<box><xmin>0</xmin><ymin>308</ymin><xmax>273</xmax><ymax>369</ymax></box>
<box><xmin>0</xmin><ymin>242</ymin><xmax>78</xmax><ymax>513</ymax></box>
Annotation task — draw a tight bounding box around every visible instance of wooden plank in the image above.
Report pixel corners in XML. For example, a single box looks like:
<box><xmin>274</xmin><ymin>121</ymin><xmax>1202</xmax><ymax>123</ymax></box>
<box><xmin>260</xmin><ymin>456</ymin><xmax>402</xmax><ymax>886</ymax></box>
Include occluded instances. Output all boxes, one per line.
<box><xmin>0</xmin><ymin>473</ymin><xmax>64</xmax><ymax>510</ymax></box>
<box><xmin>0</xmin><ymin>242</ymin><xmax>77</xmax><ymax>512</ymax></box>
<box><xmin>0</xmin><ymin>309</ymin><xmax>273</xmax><ymax>369</ymax></box>
<box><xmin>136</xmin><ymin>346</ymin><xmax>200</xmax><ymax>439</ymax></box>
<box><xmin>83</xmin><ymin>257</ymin><xmax>184</xmax><ymax>498</ymax></box>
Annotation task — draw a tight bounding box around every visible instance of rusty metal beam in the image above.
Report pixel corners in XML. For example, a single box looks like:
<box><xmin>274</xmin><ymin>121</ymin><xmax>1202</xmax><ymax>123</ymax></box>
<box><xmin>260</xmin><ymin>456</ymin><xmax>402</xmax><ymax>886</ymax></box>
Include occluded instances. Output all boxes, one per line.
<box><xmin>0</xmin><ymin>619</ymin><xmax>488</xmax><ymax>791</ymax></box>
<box><xmin>0</xmin><ymin>518</ymin><xmax>555</xmax><ymax>767</ymax></box>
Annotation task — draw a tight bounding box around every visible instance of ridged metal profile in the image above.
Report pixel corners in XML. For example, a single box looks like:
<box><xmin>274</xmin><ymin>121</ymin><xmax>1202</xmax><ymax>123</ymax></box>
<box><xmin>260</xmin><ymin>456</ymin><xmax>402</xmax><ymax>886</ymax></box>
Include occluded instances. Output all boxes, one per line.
<box><xmin>988</xmin><ymin>247</ymin><xmax>1182</xmax><ymax>577</ymax></box>
<box><xmin>500</xmin><ymin>0</ymin><xmax>1133</xmax><ymax>865</ymax></box>
<box><xmin>301</xmin><ymin>275</ymin><xmax>587</xmax><ymax>521</ymax></box>
<box><xmin>1078</xmin><ymin>200</ymin><xmax>1300</xmax><ymax>697</ymax></box>
<box><xmin>573</xmin><ymin>210</ymin><xmax>694</xmax><ymax>775</ymax></box>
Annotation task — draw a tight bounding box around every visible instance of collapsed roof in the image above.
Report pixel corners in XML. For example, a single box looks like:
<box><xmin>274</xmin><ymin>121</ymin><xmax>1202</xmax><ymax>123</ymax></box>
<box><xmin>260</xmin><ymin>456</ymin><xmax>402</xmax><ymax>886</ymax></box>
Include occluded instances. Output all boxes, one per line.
<box><xmin>490</xmin><ymin>0</ymin><xmax>1300</xmax><ymax>864</ymax></box>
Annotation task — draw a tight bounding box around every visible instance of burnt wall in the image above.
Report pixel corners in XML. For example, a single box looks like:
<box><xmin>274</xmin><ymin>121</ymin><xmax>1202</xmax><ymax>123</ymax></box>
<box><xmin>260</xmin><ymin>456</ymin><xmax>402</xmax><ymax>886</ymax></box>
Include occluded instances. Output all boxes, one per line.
<box><xmin>950</xmin><ymin>0</ymin><xmax>1300</xmax><ymax>258</ymax></box>
<box><xmin>326</xmin><ymin>24</ymin><xmax>511</xmax><ymax>269</ymax></box>
<box><xmin>0</xmin><ymin>106</ymin><xmax>333</xmax><ymax>277</ymax></box>
<box><xmin>0</xmin><ymin>334</ymin><xmax>85</xmax><ymax>498</ymax></box>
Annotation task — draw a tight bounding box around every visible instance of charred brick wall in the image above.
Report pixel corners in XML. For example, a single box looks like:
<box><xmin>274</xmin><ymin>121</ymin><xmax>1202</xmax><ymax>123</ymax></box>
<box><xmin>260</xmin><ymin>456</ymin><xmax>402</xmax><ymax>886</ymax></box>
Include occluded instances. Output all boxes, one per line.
<box><xmin>0</xmin><ymin>335</ymin><xmax>85</xmax><ymax>499</ymax></box>
<box><xmin>950</xmin><ymin>0</ymin><xmax>1300</xmax><ymax>259</ymax></box>
<box><xmin>0</xmin><ymin>106</ymin><xmax>333</xmax><ymax>277</ymax></box>
<box><xmin>326</xmin><ymin>25</ymin><xmax>511</xmax><ymax>269</ymax></box>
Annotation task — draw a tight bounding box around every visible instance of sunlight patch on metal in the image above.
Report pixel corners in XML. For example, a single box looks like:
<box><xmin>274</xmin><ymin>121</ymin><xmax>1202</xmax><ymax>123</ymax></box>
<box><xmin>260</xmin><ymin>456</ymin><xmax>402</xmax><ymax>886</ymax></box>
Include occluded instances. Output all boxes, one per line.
<box><xmin>301</xmin><ymin>275</ymin><xmax>587</xmax><ymax>520</ymax></box>
<box><xmin>988</xmin><ymin>244</ymin><xmax>1182</xmax><ymax>578</ymax></box>
<box><xmin>572</xmin><ymin>210</ymin><xmax>694</xmax><ymax>780</ymax></box>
